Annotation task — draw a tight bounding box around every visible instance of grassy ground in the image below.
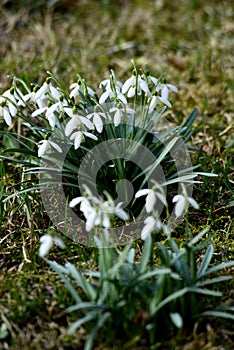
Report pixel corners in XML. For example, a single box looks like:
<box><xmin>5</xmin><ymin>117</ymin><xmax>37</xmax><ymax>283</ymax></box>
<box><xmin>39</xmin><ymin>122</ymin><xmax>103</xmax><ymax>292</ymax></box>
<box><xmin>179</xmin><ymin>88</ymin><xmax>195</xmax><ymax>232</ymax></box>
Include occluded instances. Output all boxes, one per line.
<box><xmin>0</xmin><ymin>0</ymin><xmax>234</xmax><ymax>349</ymax></box>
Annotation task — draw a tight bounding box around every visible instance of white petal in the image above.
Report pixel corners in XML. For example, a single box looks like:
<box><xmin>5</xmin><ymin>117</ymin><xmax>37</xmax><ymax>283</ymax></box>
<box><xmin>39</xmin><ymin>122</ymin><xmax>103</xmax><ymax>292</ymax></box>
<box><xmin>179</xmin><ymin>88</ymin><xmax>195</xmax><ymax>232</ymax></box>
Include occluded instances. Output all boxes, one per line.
<box><xmin>79</xmin><ymin>116</ymin><xmax>95</xmax><ymax>130</ymax></box>
<box><xmin>188</xmin><ymin>197</ymin><xmax>199</xmax><ymax>210</ymax></box>
<box><xmin>114</xmin><ymin>109</ymin><xmax>122</xmax><ymax>126</ymax></box>
<box><xmin>122</xmin><ymin>76</ymin><xmax>135</xmax><ymax>94</ymax></box>
<box><xmin>139</xmin><ymin>78</ymin><xmax>150</xmax><ymax>94</ymax></box>
<box><xmin>135</xmin><ymin>189</ymin><xmax>150</xmax><ymax>198</ymax></box>
<box><xmin>172</xmin><ymin>194</ymin><xmax>181</xmax><ymax>203</ymax></box>
<box><xmin>99</xmin><ymin>90</ymin><xmax>111</xmax><ymax>104</ymax></box>
<box><xmin>127</xmin><ymin>86</ymin><xmax>136</xmax><ymax>98</ymax></box>
<box><xmin>167</xmin><ymin>84</ymin><xmax>178</xmax><ymax>93</ymax></box>
<box><xmin>38</xmin><ymin>140</ymin><xmax>49</xmax><ymax>157</ymax></box>
<box><xmin>65</xmin><ymin>116</ymin><xmax>80</xmax><ymax>136</ymax></box>
<box><xmin>141</xmin><ymin>216</ymin><xmax>155</xmax><ymax>240</ymax></box>
<box><xmin>93</xmin><ymin>113</ymin><xmax>103</xmax><ymax>133</ymax></box>
<box><xmin>49</xmin><ymin>85</ymin><xmax>60</xmax><ymax>100</ymax></box>
<box><xmin>158</xmin><ymin>95</ymin><xmax>172</xmax><ymax>108</ymax></box>
<box><xmin>69</xmin><ymin>196</ymin><xmax>84</xmax><ymax>208</ymax></box>
<box><xmin>70</xmin><ymin>82</ymin><xmax>78</xmax><ymax>89</ymax></box>
<box><xmin>115</xmin><ymin>207</ymin><xmax>129</xmax><ymax>221</ymax></box>
<box><xmin>49</xmin><ymin>141</ymin><xmax>62</xmax><ymax>153</ymax></box>
<box><xmin>8</xmin><ymin>103</ymin><xmax>17</xmax><ymax>117</ymax></box>
<box><xmin>116</xmin><ymin>92</ymin><xmax>127</xmax><ymax>104</ymax></box>
<box><xmin>102</xmin><ymin>213</ymin><xmax>111</xmax><ymax>228</ymax></box>
<box><xmin>2</xmin><ymin>108</ymin><xmax>12</xmax><ymax>126</ymax></box>
<box><xmin>84</xmin><ymin>132</ymin><xmax>98</xmax><ymax>141</ymax></box>
<box><xmin>174</xmin><ymin>196</ymin><xmax>186</xmax><ymax>217</ymax></box>
<box><xmin>156</xmin><ymin>192</ymin><xmax>167</xmax><ymax>205</ymax></box>
<box><xmin>145</xmin><ymin>190</ymin><xmax>156</xmax><ymax>213</ymax></box>
<box><xmin>149</xmin><ymin>76</ymin><xmax>158</xmax><ymax>85</ymax></box>
<box><xmin>39</xmin><ymin>235</ymin><xmax>53</xmax><ymax>257</ymax></box>
<box><xmin>32</xmin><ymin>107</ymin><xmax>47</xmax><ymax>117</ymax></box>
<box><xmin>35</xmin><ymin>83</ymin><xmax>48</xmax><ymax>100</ymax></box>
<box><xmin>86</xmin><ymin>210</ymin><xmax>97</xmax><ymax>231</ymax></box>
<box><xmin>53</xmin><ymin>236</ymin><xmax>66</xmax><ymax>249</ymax></box>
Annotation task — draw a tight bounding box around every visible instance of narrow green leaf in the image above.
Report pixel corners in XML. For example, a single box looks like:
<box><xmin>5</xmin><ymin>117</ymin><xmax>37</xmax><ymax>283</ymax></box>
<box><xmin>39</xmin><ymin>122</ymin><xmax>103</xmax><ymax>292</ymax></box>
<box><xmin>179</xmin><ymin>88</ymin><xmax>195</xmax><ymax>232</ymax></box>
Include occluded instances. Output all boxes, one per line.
<box><xmin>197</xmin><ymin>245</ymin><xmax>214</xmax><ymax>279</ymax></box>
<box><xmin>65</xmin><ymin>262</ymin><xmax>97</xmax><ymax>301</ymax></box>
<box><xmin>200</xmin><ymin>310</ymin><xmax>234</xmax><ymax>320</ymax></box>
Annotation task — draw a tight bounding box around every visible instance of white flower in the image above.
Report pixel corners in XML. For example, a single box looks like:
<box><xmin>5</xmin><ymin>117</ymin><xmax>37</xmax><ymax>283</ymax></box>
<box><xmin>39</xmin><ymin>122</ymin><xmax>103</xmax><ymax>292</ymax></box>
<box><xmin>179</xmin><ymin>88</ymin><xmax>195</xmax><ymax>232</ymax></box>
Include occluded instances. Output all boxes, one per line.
<box><xmin>70</xmin><ymin>130</ymin><xmax>98</xmax><ymax>149</ymax></box>
<box><xmin>172</xmin><ymin>194</ymin><xmax>199</xmax><ymax>217</ymax></box>
<box><xmin>70</xmin><ymin>82</ymin><xmax>95</xmax><ymax>99</ymax></box>
<box><xmin>99</xmin><ymin>86</ymin><xmax>127</xmax><ymax>104</ymax></box>
<box><xmin>34</xmin><ymin>82</ymin><xmax>60</xmax><ymax>108</ymax></box>
<box><xmin>38</xmin><ymin>139</ymin><xmax>62</xmax><ymax>157</ymax></box>
<box><xmin>135</xmin><ymin>187</ymin><xmax>166</xmax><ymax>213</ymax></box>
<box><xmin>2</xmin><ymin>89</ymin><xmax>18</xmax><ymax>117</ymax></box>
<box><xmin>87</xmin><ymin>112</ymin><xmax>106</xmax><ymax>133</ymax></box>
<box><xmin>65</xmin><ymin>113</ymin><xmax>94</xmax><ymax>136</ymax></box>
<box><xmin>109</xmin><ymin>106</ymin><xmax>135</xmax><ymax>126</ymax></box>
<box><xmin>148</xmin><ymin>92</ymin><xmax>172</xmax><ymax>112</ymax></box>
<box><xmin>39</xmin><ymin>234</ymin><xmax>65</xmax><ymax>257</ymax></box>
<box><xmin>122</xmin><ymin>75</ymin><xmax>150</xmax><ymax>97</ymax></box>
<box><xmin>69</xmin><ymin>188</ymin><xmax>129</xmax><ymax>232</ymax></box>
<box><xmin>99</xmin><ymin>79</ymin><xmax>122</xmax><ymax>90</ymax></box>
<box><xmin>141</xmin><ymin>216</ymin><xmax>170</xmax><ymax>240</ymax></box>
<box><xmin>0</xmin><ymin>103</ymin><xmax>12</xmax><ymax>126</ymax></box>
<box><xmin>156</xmin><ymin>82</ymin><xmax>178</xmax><ymax>100</ymax></box>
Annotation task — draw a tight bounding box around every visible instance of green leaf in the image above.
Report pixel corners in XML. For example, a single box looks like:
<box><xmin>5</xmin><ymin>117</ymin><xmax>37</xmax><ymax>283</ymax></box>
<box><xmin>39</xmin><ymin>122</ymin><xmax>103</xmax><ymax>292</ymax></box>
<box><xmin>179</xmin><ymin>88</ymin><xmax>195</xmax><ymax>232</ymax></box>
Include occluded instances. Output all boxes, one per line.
<box><xmin>197</xmin><ymin>245</ymin><xmax>214</xmax><ymax>279</ymax></box>
<box><xmin>65</xmin><ymin>262</ymin><xmax>97</xmax><ymax>301</ymax></box>
<box><xmin>84</xmin><ymin>312</ymin><xmax>111</xmax><ymax>350</ymax></box>
<box><xmin>46</xmin><ymin>259</ymin><xmax>82</xmax><ymax>304</ymax></box>
<box><xmin>67</xmin><ymin>311</ymin><xmax>100</xmax><ymax>335</ymax></box>
<box><xmin>200</xmin><ymin>310</ymin><xmax>234</xmax><ymax>320</ymax></box>
<box><xmin>188</xmin><ymin>227</ymin><xmax>210</xmax><ymax>246</ymax></box>
<box><xmin>139</xmin><ymin>235</ymin><xmax>152</xmax><ymax>273</ymax></box>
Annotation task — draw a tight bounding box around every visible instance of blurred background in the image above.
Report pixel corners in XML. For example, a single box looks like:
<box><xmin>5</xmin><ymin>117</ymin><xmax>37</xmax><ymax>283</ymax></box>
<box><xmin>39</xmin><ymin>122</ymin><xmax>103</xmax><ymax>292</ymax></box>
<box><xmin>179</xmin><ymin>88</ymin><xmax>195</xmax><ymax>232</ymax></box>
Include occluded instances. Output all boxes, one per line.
<box><xmin>0</xmin><ymin>0</ymin><xmax>233</xmax><ymax>130</ymax></box>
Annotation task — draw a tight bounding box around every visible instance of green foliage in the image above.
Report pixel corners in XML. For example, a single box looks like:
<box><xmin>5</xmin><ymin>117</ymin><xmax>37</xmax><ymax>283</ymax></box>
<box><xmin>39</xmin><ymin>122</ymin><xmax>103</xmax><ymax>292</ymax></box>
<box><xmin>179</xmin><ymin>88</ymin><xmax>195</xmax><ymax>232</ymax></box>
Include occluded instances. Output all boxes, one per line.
<box><xmin>46</xmin><ymin>229</ymin><xmax>234</xmax><ymax>349</ymax></box>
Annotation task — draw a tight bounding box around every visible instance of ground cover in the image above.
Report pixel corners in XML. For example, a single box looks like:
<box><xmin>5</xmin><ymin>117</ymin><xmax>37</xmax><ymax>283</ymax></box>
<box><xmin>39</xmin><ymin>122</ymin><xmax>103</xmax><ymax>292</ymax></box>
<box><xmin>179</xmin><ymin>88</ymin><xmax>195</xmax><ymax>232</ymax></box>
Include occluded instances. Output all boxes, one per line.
<box><xmin>0</xmin><ymin>0</ymin><xmax>233</xmax><ymax>349</ymax></box>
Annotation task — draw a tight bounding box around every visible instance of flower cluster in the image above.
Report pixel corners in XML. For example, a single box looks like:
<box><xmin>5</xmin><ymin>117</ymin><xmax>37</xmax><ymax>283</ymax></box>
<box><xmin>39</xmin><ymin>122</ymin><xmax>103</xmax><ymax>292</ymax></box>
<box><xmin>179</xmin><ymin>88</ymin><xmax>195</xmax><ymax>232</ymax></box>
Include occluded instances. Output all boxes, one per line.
<box><xmin>69</xmin><ymin>186</ymin><xmax>129</xmax><ymax>232</ymax></box>
<box><xmin>0</xmin><ymin>62</ymin><xmax>203</xmax><ymax>240</ymax></box>
<box><xmin>0</xmin><ymin>64</ymin><xmax>178</xmax><ymax>157</ymax></box>
<box><xmin>135</xmin><ymin>182</ymin><xmax>199</xmax><ymax>240</ymax></box>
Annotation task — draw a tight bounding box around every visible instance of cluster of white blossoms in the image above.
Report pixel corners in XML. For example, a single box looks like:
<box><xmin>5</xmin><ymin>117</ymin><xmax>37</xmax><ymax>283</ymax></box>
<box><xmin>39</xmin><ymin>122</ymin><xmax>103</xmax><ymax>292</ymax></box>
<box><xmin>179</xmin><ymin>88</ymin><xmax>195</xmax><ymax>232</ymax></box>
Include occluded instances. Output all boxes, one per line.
<box><xmin>0</xmin><ymin>68</ymin><xmax>178</xmax><ymax>158</ymax></box>
<box><xmin>135</xmin><ymin>183</ymin><xmax>199</xmax><ymax>240</ymax></box>
<box><xmin>69</xmin><ymin>186</ymin><xmax>129</xmax><ymax>232</ymax></box>
<box><xmin>1</xmin><ymin>65</ymin><xmax>202</xmax><ymax>243</ymax></box>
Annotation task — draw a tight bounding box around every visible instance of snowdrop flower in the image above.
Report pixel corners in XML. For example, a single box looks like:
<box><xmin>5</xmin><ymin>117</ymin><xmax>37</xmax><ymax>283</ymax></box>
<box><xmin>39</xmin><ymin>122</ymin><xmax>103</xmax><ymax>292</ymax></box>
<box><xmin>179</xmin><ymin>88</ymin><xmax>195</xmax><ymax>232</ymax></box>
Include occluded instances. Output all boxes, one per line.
<box><xmin>1</xmin><ymin>89</ymin><xmax>18</xmax><ymax>117</ymax></box>
<box><xmin>0</xmin><ymin>102</ymin><xmax>12</xmax><ymax>126</ymax></box>
<box><xmin>145</xmin><ymin>74</ymin><xmax>158</xmax><ymax>86</ymax></box>
<box><xmin>34</xmin><ymin>81</ymin><xmax>60</xmax><ymax>108</ymax></box>
<box><xmin>70</xmin><ymin>81</ymin><xmax>95</xmax><ymax>99</ymax></box>
<box><xmin>109</xmin><ymin>106</ymin><xmax>135</xmax><ymax>127</ymax></box>
<box><xmin>17</xmin><ymin>89</ymin><xmax>39</xmax><ymax>107</ymax></box>
<box><xmin>135</xmin><ymin>186</ymin><xmax>167</xmax><ymax>213</ymax></box>
<box><xmin>99</xmin><ymin>86</ymin><xmax>127</xmax><ymax>104</ymax></box>
<box><xmin>172</xmin><ymin>193</ymin><xmax>199</xmax><ymax>217</ymax></box>
<box><xmin>99</xmin><ymin>78</ymin><xmax>123</xmax><ymax>90</ymax></box>
<box><xmin>39</xmin><ymin>234</ymin><xmax>65</xmax><ymax>257</ymax></box>
<box><xmin>122</xmin><ymin>74</ymin><xmax>150</xmax><ymax>97</ymax></box>
<box><xmin>148</xmin><ymin>92</ymin><xmax>172</xmax><ymax>112</ymax></box>
<box><xmin>38</xmin><ymin>139</ymin><xmax>62</xmax><ymax>158</ymax></box>
<box><xmin>87</xmin><ymin>111</ymin><xmax>106</xmax><ymax>133</ymax></box>
<box><xmin>141</xmin><ymin>215</ymin><xmax>170</xmax><ymax>240</ymax></box>
<box><xmin>156</xmin><ymin>81</ymin><xmax>178</xmax><ymax>99</ymax></box>
<box><xmin>65</xmin><ymin>113</ymin><xmax>94</xmax><ymax>137</ymax></box>
<box><xmin>69</xmin><ymin>188</ymin><xmax>129</xmax><ymax>232</ymax></box>
<box><xmin>70</xmin><ymin>130</ymin><xmax>98</xmax><ymax>150</ymax></box>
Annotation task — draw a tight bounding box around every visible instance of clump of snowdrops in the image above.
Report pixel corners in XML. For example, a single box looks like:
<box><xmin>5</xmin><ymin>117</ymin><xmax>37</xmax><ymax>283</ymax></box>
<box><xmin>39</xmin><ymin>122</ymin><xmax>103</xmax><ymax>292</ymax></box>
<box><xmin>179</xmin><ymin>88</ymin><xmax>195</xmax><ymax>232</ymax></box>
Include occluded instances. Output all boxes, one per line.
<box><xmin>0</xmin><ymin>60</ymin><xmax>211</xmax><ymax>241</ymax></box>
